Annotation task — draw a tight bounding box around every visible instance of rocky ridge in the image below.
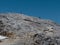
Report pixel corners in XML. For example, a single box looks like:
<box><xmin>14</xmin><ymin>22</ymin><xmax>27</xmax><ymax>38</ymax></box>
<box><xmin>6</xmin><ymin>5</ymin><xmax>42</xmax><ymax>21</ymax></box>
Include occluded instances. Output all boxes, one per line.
<box><xmin>0</xmin><ymin>13</ymin><xmax>60</xmax><ymax>45</ymax></box>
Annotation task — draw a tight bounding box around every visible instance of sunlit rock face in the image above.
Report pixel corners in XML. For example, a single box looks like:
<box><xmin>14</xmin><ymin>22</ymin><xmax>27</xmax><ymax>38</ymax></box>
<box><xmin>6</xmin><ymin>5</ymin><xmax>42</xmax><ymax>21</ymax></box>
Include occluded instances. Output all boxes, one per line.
<box><xmin>0</xmin><ymin>13</ymin><xmax>60</xmax><ymax>45</ymax></box>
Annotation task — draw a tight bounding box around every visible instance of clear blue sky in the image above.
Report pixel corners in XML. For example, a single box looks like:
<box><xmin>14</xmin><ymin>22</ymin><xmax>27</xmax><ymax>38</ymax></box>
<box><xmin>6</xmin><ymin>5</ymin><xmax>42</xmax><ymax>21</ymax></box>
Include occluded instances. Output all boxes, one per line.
<box><xmin>0</xmin><ymin>0</ymin><xmax>60</xmax><ymax>23</ymax></box>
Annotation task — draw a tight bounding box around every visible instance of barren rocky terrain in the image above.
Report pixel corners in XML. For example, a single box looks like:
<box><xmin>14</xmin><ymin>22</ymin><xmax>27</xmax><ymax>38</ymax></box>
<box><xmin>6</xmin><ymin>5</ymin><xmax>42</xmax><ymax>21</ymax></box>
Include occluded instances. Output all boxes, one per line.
<box><xmin>0</xmin><ymin>13</ymin><xmax>60</xmax><ymax>45</ymax></box>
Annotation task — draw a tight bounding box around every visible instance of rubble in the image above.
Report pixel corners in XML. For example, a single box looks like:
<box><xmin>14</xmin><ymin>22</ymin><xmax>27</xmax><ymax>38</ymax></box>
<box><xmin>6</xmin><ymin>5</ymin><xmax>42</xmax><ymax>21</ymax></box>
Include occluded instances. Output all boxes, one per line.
<box><xmin>0</xmin><ymin>13</ymin><xmax>60</xmax><ymax>45</ymax></box>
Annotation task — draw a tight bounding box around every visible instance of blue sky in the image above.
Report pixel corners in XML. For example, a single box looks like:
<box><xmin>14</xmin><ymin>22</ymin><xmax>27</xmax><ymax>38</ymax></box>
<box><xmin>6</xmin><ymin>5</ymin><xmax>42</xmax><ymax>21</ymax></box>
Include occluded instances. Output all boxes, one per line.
<box><xmin>0</xmin><ymin>0</ymin><xmax>60</xmax><ymax>23</ymax></box>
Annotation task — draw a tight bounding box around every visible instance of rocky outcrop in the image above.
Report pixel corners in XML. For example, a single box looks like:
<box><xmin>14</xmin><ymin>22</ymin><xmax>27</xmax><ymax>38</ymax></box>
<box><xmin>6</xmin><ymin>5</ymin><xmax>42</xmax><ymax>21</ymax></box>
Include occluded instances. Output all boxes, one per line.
<box><xmin>0</xmin><ymin>13</ymin><xmax>60</xmax><ymax>45</ymax></box>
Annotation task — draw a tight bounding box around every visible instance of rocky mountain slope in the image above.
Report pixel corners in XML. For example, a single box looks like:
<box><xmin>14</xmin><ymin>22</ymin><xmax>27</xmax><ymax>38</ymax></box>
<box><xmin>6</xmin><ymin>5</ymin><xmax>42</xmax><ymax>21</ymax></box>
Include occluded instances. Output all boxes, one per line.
<box><xmin>0</xmin><ymin>13</ymin><xmax>60</xmax><ymax>45</ymax></box>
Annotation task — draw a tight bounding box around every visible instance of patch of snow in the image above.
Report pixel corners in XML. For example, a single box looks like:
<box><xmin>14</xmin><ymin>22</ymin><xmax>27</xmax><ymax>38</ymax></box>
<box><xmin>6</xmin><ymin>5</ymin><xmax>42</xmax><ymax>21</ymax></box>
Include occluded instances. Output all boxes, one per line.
<box><xmin>0</xmin><ymin>35</ymin><xmax>8</xmax><ymax>40</ymax></box>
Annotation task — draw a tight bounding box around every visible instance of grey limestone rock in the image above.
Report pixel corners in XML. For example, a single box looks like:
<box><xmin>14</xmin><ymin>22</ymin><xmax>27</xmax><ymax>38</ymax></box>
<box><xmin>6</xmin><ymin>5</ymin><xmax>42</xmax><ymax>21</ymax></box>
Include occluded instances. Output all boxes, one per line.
<box><xmin>0</xmin><ymin>13</ymin><xmax>60</xmax><ymax>45</ymax></box>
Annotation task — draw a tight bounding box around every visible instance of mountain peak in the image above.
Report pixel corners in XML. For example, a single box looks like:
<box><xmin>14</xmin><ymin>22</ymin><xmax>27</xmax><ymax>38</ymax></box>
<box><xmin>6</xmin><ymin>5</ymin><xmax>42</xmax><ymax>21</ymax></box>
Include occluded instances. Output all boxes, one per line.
<box><xmin>0</xmin><ymin>13</ymin><xmax>60</xmax><ymax>45</ymax></box>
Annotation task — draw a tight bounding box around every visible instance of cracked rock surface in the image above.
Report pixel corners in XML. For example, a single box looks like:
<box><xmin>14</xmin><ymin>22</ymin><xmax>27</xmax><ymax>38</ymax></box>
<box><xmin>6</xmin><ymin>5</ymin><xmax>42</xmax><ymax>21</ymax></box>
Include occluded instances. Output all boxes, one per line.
<box><xmin>0</xmin><ymin>13</ymin><xmax>60</xmax><ymax>45</ymax></box>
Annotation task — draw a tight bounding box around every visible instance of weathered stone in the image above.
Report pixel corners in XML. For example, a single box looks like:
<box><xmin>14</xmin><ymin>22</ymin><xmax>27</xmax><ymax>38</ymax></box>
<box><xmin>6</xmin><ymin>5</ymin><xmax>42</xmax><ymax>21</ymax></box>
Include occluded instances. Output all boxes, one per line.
<box><xmin>0</xmin><ymin>13</ymin><xmax>60</xmax><ymax>45</ymax></box>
